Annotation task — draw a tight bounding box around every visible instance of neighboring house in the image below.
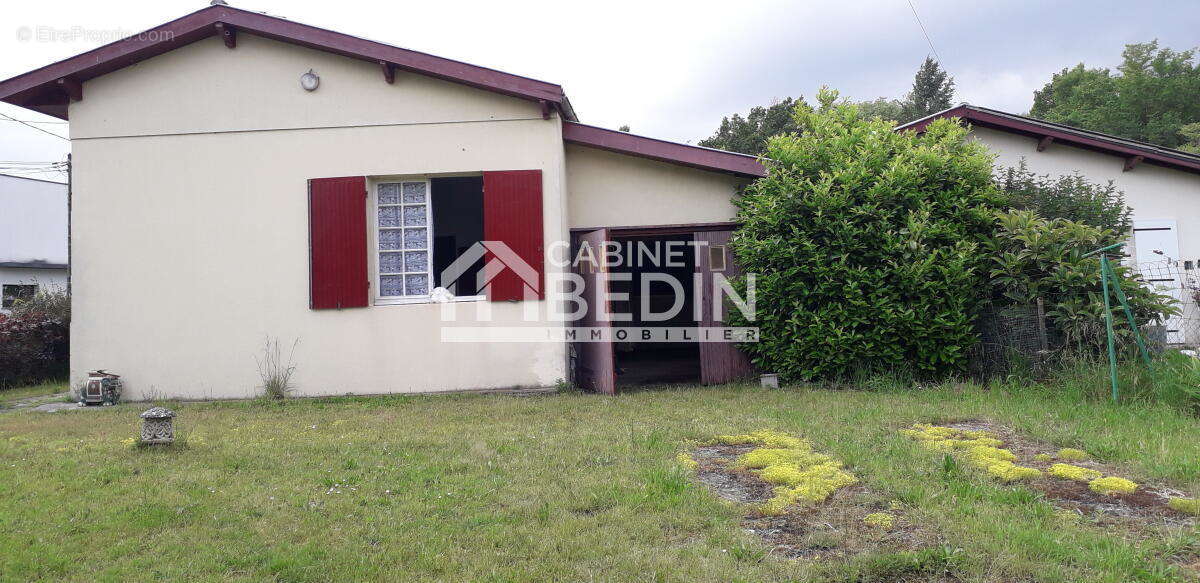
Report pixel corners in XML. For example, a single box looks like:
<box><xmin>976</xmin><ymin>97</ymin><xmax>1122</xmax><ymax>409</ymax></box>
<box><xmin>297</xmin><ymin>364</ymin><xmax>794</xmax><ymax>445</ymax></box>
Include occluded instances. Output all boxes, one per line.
<box><xmin>0</xmin><ymin>6</ymin><xmax>764</xmax><ymax>399</ymax></box>
<box><xmin>900</xmin><ymin>105</ymin><xmax>1200</xmax><ymax>345</ymax></box>
<box><xmin>0</xmin><ymin>173</ymin><xmax>68</xmax><ymax>313</ymax></box>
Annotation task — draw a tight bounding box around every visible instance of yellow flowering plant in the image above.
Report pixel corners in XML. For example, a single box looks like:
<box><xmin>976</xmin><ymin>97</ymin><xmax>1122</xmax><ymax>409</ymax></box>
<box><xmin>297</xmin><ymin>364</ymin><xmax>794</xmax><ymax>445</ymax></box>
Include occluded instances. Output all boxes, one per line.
<box><xmin>1047</xmin><ymin>464</ymin><xmax>1102</xmax><ymax>482</ymax></box>
<box><xmin>1056</xmin><ymin>448</ymin><xmax>1089</xmax><ymax>461</ymax></box>
<box><xmin>902</xmin><ymin>424</ymin><xmax>1041</xmax><ymax>482</ymax></box>
<box><xmin>1168</xmin><ymin>497</ymin><xmax>1200</xmax><ymax>516</ymax></box>
<box><xmin>863</xmin><ymin>512</ymin><xmax>895</xmax><ymax>529</ymax></box>
<box><xmin>1089</xmin><ymin>476</ymin><xmax>1138</xmax><ymax>495</ymax></box>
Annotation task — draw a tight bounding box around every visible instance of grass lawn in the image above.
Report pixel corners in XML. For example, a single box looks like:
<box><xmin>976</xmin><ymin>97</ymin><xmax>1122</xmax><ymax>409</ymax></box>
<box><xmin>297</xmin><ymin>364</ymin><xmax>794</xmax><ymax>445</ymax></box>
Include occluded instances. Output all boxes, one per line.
<box><xmin>2</xmin><ymin>383</ymin><xmax>1199</xmax><ymax>582</ymax></box>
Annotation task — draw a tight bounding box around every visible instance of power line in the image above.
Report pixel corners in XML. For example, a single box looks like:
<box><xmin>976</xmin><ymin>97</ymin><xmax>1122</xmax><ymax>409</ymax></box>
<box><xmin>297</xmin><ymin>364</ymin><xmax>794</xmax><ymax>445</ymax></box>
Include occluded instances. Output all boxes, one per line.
<box><xmin>0</xmin><ymin>111</ymin><xmax>69</xmax><ymax>141</ymax></box>
<box><xmin>0</xmin><ymin>118</ymin><xmax>67</xmax><ymax>124</ymax></box>
<box><xmin>905</xmin><ymin>0</ymin><xmax>942</xmax><ymax>62</ymax></box>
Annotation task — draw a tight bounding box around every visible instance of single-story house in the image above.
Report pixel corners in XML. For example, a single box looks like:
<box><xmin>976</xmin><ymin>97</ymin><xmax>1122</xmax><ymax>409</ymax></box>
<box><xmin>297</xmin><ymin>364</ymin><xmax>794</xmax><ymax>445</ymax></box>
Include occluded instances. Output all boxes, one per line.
<box><xmin>900</xmin><ymin>105</ymin><xmax>1200</xmax><ymax>346</ymax></box>
<box><xmin>0</xmin><ymin>173</ymin><xmax>68</xmax><ymax>312</ymax></box>
<box><xmin>0</xmin><ymin>5</ymin><xmax>764</xmax><ymax>399</ymax></box>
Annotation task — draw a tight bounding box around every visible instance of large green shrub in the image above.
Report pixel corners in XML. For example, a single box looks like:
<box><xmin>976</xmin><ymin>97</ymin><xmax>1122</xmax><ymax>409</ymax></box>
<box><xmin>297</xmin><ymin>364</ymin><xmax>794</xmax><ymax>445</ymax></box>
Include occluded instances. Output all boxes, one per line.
<box><xmin>985</xmin><ymin>210</ymin><xmax>1177</xmax><ymax>351</ymax></box>
<box><xmin>997</xmin><ymin>161</ymin><xmax>1132</xmax><ymax>238</ymax></box>
<box><xmin>729</xmin><ymin>89</ymin><xmax>1006</xmax><ymax>381</ymax></box>
<box><xmin>0</xmin><ymin>289</ymin><xmax>70</xmax><ymax>388</ymax></box>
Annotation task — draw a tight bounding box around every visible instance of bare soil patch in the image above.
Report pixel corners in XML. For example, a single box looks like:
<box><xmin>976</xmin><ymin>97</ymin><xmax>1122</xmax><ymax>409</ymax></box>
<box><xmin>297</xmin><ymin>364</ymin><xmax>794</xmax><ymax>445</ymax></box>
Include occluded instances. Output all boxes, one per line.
<box><xmin>942</xmin><ymin>420</ymin><xmax>1195</xmax><ymax>526</ymax></box>
<box><xmin>691</xmin><ymin>444</ymin><xmax>943</xmax><ymax>561</ymax></box>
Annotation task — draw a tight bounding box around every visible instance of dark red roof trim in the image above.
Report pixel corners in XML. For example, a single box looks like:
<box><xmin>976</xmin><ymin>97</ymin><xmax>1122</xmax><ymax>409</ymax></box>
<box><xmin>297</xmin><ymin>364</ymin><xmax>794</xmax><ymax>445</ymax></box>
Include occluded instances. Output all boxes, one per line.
<box><xmin>897</xmin><ymin>104</ymin><xmax>1200</xmax><ymax>175</ymax></box>
<box><xmin>0</xmin><ymin>6</ymin><xmax>573</xmax><ymax>120</ymax></box>
<box><xmin>563</xmin><ymin>122</ymin><xmax>765</xmax><ymax>178</ymax></box>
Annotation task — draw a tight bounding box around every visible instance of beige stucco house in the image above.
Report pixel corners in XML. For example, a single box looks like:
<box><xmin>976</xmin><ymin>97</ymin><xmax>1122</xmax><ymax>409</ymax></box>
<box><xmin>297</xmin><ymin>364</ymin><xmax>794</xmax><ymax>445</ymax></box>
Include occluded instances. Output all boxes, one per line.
<box><xmin>0</xmin><ymin>5</ymin><xmax>764</xmax><ymax>400</ymax></box>
<box><xmin>901</xmin><ymin>105</ymin><xmax>1200</xmax><ymax>345</ymax></box>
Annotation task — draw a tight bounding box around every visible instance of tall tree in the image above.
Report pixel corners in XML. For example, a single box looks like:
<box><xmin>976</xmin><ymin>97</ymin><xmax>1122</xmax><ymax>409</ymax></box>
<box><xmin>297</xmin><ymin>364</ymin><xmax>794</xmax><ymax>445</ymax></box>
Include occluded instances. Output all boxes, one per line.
<box><xmin>855</xmin><ymin>97</ymin><xmax>907</xmax><ymax>123</ymax></box>
<box><xmin>903</xmin><ymin>57</ymin><xmax>955</xmax><ymax>121</ymax></box>
<box><xmin>1030</xmin><ymin>41</ymin><xmax>1200</xmax><ymax>148</ymax></box>
<box><xmin>698</xmin><ymin>59</ymin><xmax>954</xmax><ymax>155</ymax></box>
<box><xmin>697</xmin><ymin>97</ymin><xmax>804</xmax><ymax>155</ymax></box>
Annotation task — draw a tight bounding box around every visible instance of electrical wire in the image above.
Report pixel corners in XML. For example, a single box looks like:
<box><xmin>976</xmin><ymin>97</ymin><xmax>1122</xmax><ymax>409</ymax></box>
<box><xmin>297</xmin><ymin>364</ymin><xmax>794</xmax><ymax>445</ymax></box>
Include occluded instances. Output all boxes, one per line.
<box><xmin>0</xmin><ymin>111</ymin><xmax>69</xmax><ymax>141</ymax></box>
<box><xmin>905</xmin><ymin>0</ymin><xmax>941</xmax><ymax>62</ymax></box>
<box><xmin>0</xmin><ymin>118</ymin><xmax>67</xmax><ymax>124</ymax></box>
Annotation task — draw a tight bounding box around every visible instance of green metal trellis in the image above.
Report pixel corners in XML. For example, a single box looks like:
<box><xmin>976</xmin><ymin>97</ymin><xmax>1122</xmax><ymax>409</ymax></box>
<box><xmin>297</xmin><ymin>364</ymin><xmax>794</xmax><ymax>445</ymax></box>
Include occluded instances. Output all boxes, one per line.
<box><xmin>1082</xmin><ymin>242</ymin><xmax>1154</xmax><ymax>402</ymax></box>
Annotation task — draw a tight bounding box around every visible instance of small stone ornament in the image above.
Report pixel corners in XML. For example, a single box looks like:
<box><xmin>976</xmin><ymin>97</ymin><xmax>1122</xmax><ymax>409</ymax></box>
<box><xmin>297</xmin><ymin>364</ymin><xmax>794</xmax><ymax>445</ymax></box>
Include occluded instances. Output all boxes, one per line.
<box><xmin>139</xmin><ymin>407</ymin><xmax>176</xmax><ymax>444</ymax></box>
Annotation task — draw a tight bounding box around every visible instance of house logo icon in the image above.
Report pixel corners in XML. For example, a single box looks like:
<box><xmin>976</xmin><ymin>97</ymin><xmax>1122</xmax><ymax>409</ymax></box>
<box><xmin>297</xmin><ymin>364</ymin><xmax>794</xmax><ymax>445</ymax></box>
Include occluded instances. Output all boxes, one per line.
<box><xmin>439</xmin><ymin>241</ymin><xmax>540</xmax><ymax>300</ymax></box>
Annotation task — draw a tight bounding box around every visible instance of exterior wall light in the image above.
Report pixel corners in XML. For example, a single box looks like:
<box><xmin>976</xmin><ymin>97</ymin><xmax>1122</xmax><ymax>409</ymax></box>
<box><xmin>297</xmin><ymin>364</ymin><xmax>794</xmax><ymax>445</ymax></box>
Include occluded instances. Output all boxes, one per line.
<box><xmin>300</xmin><ymin>69</ymin><xmax>320</xmax><ymax>91</ymax></box>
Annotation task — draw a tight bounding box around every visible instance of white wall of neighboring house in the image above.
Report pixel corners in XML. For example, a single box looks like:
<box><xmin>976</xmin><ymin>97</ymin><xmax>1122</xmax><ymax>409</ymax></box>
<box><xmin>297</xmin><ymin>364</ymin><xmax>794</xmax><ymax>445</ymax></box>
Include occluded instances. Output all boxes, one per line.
<box><xmin>0</xmin><ymin>174</ymin><xmax>68</xmax><ymax>312</ymax></box>
<box><xmin>969</xmin><ymin>126</ymin><xmax>1200</xmax><ymax>344</ymax></box>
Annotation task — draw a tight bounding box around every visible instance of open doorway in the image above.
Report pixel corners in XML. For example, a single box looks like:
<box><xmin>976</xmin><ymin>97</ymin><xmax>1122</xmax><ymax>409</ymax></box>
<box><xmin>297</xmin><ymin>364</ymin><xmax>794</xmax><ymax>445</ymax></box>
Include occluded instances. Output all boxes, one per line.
<box><xmin>609</xmin><ymin>234</ymin><xmax>701</xmax><ymax>387</ymax></box>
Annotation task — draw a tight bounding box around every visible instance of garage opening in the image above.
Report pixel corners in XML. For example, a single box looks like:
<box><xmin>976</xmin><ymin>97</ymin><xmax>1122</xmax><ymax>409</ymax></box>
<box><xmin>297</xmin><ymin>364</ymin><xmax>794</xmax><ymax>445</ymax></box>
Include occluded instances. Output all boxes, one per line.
<box><xmin>609</xmin><ymin>234</ymin><xmax>701</xmax><ymax>387</ymax></box>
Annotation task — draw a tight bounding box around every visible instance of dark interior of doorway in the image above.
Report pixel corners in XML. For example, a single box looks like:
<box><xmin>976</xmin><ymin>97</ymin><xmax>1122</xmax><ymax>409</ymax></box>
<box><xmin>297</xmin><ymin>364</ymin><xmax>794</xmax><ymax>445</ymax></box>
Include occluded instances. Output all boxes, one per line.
<box><xmin>609</xmin><ymin>234</ymin><xmax>700</xmax><ymax>387</ymax></box>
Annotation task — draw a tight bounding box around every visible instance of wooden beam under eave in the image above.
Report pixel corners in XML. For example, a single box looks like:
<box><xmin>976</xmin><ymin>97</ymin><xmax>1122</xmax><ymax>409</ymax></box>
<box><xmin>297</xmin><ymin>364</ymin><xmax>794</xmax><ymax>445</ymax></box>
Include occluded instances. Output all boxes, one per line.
<box><xmin>1124</xmin><ymin>155</ymin><xmax>1144</xmax><ymax>172</ymax></box>
<box><xmin>1036</xmin><ymin>135</ymin><xmax>1054</xmax><ymax>152</ymax></box>
<box><xmin>56</xmin><ymin>77</ymin><xmax>82</xmax><ymax>102</ymax></box>
<box><xmin>215</xmin><ymin>23</ymin><xmax>236</xmax><ymax>49</ymax></box>
<box><xmin>539</xmin><ymin>100</ymin><xmax>551</xmax><ymax>120</ymax></box>
<box><xmin>380</xmin><ymin>61</ymin><xmax>395</xmax><ymax>84</ymax></box>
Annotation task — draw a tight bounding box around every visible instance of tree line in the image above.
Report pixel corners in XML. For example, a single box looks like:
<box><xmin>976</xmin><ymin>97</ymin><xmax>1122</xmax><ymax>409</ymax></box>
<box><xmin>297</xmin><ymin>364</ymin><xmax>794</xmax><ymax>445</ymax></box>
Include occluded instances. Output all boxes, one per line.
<box><xmin>701</xmin><ymin>41</ymin><xmax>1200</xmax><ymax>156</ymax></box>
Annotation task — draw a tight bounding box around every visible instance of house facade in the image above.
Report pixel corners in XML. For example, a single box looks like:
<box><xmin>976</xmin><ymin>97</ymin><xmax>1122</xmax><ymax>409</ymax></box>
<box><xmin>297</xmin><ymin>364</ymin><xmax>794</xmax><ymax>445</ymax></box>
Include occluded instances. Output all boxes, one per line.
<box><xmin>0</xmin><ymin>173</ymin><xmax>68</xmax><ymax>313</ymax></box>
<box><xmin>900</xmin><ymin>105</ymin><xmax>1200</xmax><ymax>345</ymax></box>
<box><xmin>0</xmin><ymin>6</ymin><xmax>763</xmax><ymax>399</ymax></box>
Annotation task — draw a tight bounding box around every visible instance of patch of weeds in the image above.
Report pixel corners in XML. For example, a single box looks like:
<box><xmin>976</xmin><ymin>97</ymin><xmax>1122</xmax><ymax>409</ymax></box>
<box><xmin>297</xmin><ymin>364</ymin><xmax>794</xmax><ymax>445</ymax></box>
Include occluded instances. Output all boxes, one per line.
<box><xmin>906</xmin><ymin>420</ymin><xmax>1199</xmax><ymax>526</ymax></box>
<box><xmin>829</xmin><ymin>545</ymin><xmax>963</xmax><ymax>583</ymax></box>
<box><xmin>730</xmin><ymin>541</ymin><xmax>767</xmax><ymax>563</ymax></box>
<box><xmin>714</xmin><ymin>430</ymin><xmax>857</xmax><ymax>515</ymax></box>
<box><xmin>686</xmin><ymin>431</ymin><xmax>942</xmax><ymax>564</ymax></box>
<box><xmin>255</xmin><ymin>336</ymin><xmax>299</xmax><ymax>400</ymax></box>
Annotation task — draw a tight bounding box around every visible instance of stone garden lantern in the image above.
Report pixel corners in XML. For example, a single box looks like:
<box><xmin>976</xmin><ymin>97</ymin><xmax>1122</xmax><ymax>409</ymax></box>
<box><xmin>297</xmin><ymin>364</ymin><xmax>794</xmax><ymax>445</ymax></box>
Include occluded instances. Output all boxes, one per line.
<box><xmin>139</xmin><ymin>407</ymin><xmax>176</xmax><ymax>444</ymax></box>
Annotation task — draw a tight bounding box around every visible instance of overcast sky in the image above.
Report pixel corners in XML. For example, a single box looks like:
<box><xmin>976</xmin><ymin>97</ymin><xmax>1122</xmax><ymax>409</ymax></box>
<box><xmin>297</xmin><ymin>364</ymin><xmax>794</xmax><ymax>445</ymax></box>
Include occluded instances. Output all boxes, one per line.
<box><xmin>2</xmin><ymin>0</ymin><xmax>1198</xmax><ymax>182</ymax></box>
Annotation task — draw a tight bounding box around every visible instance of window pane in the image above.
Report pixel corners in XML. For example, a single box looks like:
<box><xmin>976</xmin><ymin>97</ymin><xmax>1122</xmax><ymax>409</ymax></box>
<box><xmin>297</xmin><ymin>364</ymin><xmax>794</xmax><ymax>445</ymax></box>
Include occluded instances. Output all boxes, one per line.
<box><xmin>405</xmin><ymin>274</ymin><xmax>429</xmax><ymax>296</ymax></box>
<box><xmin>402</xmin><ymin>182</ymin><xmax>426</xmax><ymax>203</ymax></box>
<box><xmin>379</xmin><ymin>183</ymin><xmax>402</xmax><ymax>205</ymax></box>
<box><xmin>403</xmin><ymin>205</ymin><xmax>427</xmax><ymax>226</ymax></box>
<box><xmin>380</xmin><ymin>275</ymin><xmax>404</xmax><ymax>297</ymax></box>
<box><xmin>403</xmin><ymin>228</ymin><xmax>427</xmax><ymax>249</ymax></box>
<box><xmin>379</xmin><ymin>252</ymin><xmax>404</xmax><ymax>274</ymax></box>
<box><xmin>404</xmin><ymin>251</ymin><xmax>428</xmax><ymax>273</ymax></box>
<box><xmin>378</xmin><ymin>206</ymin><xmax>402</xmax><ymax>228</ymax></box>
<box><xmin>379</xmin><ymin>229</ymin><xmax>403</xmax><ymax>250</ymax></box>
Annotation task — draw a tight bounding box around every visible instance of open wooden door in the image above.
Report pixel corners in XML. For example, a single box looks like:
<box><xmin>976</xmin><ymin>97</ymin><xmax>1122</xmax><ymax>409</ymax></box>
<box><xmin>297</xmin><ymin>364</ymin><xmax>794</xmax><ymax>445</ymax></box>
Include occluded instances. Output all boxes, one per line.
<box><xmin>572</xmin><ymin>228</ymin><xmax>616</xmax><ymax>394</ymax></box>
<box><xmin>696</xmin><ymin>230</ymin><xmax>756</xmax><ymax>384</ymax></box>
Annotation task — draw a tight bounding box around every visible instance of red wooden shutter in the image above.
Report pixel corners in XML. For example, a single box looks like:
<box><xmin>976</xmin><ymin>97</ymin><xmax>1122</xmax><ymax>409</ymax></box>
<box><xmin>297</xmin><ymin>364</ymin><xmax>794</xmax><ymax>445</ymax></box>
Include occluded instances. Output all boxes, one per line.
<box><xmin>483</xmin><ymin>170</ymin><xmax>545</xmax><ymax>301</ymax></box>
<box><xmin>308</xmin><ymin>176</ymin><xmax>369</xmax><ymax>309</ymax></box>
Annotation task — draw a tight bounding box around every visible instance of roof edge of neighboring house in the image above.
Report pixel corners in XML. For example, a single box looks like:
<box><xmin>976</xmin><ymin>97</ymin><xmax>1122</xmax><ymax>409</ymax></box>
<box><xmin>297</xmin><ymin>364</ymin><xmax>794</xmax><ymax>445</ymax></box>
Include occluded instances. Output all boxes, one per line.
<box><xmin>897</xmin><ymin>104</ymin><xmax>1200</xmax><ymax>175</ymax></box>
<box><xmin>0</xmin><ymin>5</ymin><xmax>575</xmax><ymax>121</ymax></box>
<box><xmin>562</xmin><ymin>122</ymin><xmax>766</xmax><ymax>178</ymax></box>
<box><xmin>0</xmin><ymin>260</ymin><xmax>68</xmax><ymax>270</ymax></box>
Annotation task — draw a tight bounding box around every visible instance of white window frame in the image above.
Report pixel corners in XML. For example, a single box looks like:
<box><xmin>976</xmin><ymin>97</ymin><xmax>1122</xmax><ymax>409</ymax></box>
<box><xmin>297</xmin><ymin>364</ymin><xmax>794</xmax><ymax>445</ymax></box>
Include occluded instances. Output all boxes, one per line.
<box><xmin>370</xmin><ymin>176</ymin><xmax>486</xmax><ymax>306</ymax></box>
<box><xmin>374</xmin><ymin>179</ymin><xmax>434</xmax><ymax>305</ymax></box>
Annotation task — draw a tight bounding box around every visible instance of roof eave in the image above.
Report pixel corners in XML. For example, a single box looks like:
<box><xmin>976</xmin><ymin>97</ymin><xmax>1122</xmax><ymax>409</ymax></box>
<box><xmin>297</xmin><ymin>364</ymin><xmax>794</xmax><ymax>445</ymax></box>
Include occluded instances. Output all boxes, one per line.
<box><xmin>0</xmin><ymin>5</ymin><xmax>569</xmax><ymax>120</ymax></box>
<box><xmin>562</xmin><ymin>122</ymin><xmax>765</xmax><ymax>178</ymax></box>
<box><xmin>897</xmin><ymin>104</ymin><xmax>1200</xmax><ymax>175</ymax></box>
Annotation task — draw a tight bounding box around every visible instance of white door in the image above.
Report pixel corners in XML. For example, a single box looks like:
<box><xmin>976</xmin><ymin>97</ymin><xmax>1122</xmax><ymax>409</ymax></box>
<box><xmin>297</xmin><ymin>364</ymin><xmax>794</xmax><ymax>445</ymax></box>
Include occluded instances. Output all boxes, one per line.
<box><xmin>1132</xmin><ymin>220</ymin><xmax>1184</xmax><ymax>343</ymax></box>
